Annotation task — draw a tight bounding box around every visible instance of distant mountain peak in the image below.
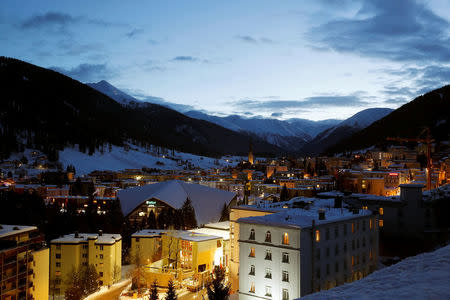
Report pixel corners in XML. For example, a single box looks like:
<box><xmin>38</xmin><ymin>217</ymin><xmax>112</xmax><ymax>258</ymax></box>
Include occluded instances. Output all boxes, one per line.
<box><xmin>87</xmin><ymin>80</ymin><xmax>141</xmax><ymax>106</ymax></box>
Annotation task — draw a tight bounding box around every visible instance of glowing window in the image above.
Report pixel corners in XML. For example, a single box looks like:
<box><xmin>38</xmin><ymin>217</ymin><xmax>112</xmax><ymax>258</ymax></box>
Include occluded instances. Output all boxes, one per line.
<box><xmin>379</xmin><ymin>219</ymin><xmax>384</xmax><ymax>227</ymax></box>
<box><xmin>352</xmin><ymin>255</ymin><xmax>355</xmax><ymax>266</ymax></box>
<box><xmin>379</xmin><ymin>207</ymin><xmax>384</xmax><ymax>215</ymax></box>
<box><xmin>282</xmin><ymin>232</ymin><xmax>289</xmax><ymax>245</ymax></box>
<box><xmin>315</xmin><ymin>230</ymin><xmax>320</xmax><ymax>242</ymax></box>
<box><xmin>352</xmin><ymin>222</ymin><xmax>355</xmax><ymax>234</ymax></box>
<box><xmin>370</xmin><ymin>219</ymin><xmax>373</xmax><ymax>229</ymax></box>
<box><xmin>265</xmin><ymin>286</ymin><xmax>272</xmax><ymax>297</ymax></box>
<box><xmin>249</xmin><ymin>247</ymin><xmax>255</xmax><ymax>257</ymax></box>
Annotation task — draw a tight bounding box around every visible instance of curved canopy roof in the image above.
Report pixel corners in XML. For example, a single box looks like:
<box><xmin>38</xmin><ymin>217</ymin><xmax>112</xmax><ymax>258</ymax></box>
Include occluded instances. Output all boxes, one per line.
<box><xmin>118</xmin><ymin>180</ymin><xmax>236</xmax><ymax>225</ymax></box>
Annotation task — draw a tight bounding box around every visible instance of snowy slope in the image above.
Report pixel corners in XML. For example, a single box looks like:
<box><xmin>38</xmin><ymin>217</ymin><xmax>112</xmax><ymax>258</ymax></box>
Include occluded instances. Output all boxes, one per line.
<box><xmin>339</xmin><ymin>108</ymin><xmax>393</xmax><ymax>128</ymax></box>
<box><xmin>300</xmin><ymin>245</ymin><xmax>450</xmax><ymax>300</ymax></box>
<box><xmin>59</xmin><ymin>145</ymin><xmax>241</xmax><ymax>175</ymax></box>
<box><xmin>299</xmin><ymin>108</ymin><xmax>393</xmax><ymax>155</ymax></box>
<box><xmin>86</xmin><ymin>80</ymin><xmax>141</xmax><ymax>106</ymax></box>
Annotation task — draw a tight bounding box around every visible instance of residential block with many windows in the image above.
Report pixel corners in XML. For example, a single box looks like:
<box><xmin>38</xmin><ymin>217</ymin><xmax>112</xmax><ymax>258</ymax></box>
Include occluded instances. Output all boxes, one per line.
<box><xmin>238</xmin><ymin>198</ymin><xmax>378</xmax><ymax>300</ymax></box>
<box><xmin>49</xmin><ymin>231</ymin><xmax>121</xmax><ymax>295</ymax></box>
<box><xmin>0</xmin><ymin>225</ymin><xmax>49</xmax><ymax>300</ymax></box>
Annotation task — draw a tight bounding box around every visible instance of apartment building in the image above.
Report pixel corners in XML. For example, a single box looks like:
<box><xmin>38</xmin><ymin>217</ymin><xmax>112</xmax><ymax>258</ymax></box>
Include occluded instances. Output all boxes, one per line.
<box><xmin>0</xmin><ymin>225</ymin><xmax>49</xmax><ymax>300</ymax></box>
<box><xmin>229</xmin><ymin>206</ymin><xmax>278</xmax><ymax>293</ymax></box>
<box><xmin>49</xmin><ymin>231</ymin><xmax>121</xmax><ymax>295</ymax></box>
<box><xmin>238</xmin><ymin>202</ymin><xmax>378</xmax><ymax>300</ymax></box>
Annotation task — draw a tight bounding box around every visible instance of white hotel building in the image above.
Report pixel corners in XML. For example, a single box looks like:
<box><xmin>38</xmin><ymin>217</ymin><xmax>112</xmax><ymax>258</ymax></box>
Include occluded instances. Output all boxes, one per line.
<box><xmin>238</xmin><ymin>200</ymin><xmax>378</xmax><ymax>300</ymax></box>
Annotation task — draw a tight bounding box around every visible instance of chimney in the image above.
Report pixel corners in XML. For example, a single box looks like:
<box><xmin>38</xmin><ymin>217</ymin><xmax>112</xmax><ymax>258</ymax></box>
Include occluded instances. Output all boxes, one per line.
<box><xmin>334</xmin><ymin>197</ymin><xmax>342</xmax><ymax>208</ymax></box>
<box><xmin>98</xmin><ymin>230</ymin><xmax>103</xmax><ymax>236</ymax></box>
<box><xmin>75</xmin><ymin>231</ymin><xmax>79</xmax><ymax>238</ymax></box>
<box><xmin>318</xmin><ymin>210</ymin><xmax>325</xmax><ymax>220</ymax></box>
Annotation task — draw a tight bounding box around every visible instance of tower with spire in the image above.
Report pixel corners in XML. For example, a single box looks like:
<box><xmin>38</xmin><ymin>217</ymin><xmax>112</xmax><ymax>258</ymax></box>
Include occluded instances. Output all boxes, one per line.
<box><xmin>248</xmin><ymin>139</ymin><xmax>254</xmax><ymax>165</ymax></box>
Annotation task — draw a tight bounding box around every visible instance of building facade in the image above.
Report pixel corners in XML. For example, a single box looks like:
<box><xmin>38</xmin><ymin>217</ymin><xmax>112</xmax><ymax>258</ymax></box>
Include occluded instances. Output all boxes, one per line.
<box><xmin>0</xmin><ymin>225</ymin><xmax>49</xmax><ymax>300</ymax></box>
<box><xmin>238</xmin><ymin>206</ymin><xmax>378</xmax><ymax>300</ymax></box>
<box><xmin>49</xmin><ymin>231</ymin><xmax>121</xmax><ymax>295</ymax></box>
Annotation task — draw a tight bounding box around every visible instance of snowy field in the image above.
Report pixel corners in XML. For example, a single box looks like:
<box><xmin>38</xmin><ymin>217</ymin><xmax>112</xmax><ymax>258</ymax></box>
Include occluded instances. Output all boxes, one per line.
<box><xmin>58</xmin><ymin>144</ymin><xmax>243</xmax><ymax>175</ymax></box>
<box><xmin>300</xmin><ymin>245</ymin><xmax>450</xmax><ymax>300</ymax></box>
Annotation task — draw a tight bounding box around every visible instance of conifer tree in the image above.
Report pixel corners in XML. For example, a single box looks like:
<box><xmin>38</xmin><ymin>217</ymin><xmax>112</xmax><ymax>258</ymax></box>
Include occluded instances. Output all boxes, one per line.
<box><xmin>280</xmin><ymin>184</ymin><xmax>288</xmax><ymax>202</ymax></box>
<box><xmin>147</xmin><ymin>210</ymin><xmax>157</xmax><ymax>229</ymax></box>
<box><xmin>181</xmin><ymin>197</ymin><xmax>197</xmax><ymax>229</ymax></box>
<box><xmin>206</xmin><ymin>266</ymin><xmax>230</xmax><ymax>300</ymax></box>
<box><xmin>165</xmin><ymin>279</ymin><xmax>177</xmax><ymax>300</ymax></box>
<box><xmin>149</xmin><ymin>280</ymin><xmax>158</xmax><ymax>300</ymax></box>
<box><xmin>220</xmin><ymin>202</ymin><xmax>229</xmax><ymax>221</ymax></box>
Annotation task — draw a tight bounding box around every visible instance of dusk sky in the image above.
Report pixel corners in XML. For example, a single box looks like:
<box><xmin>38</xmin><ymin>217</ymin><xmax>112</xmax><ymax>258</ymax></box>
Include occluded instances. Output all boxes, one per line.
<box><xmin>1</xmin><ymin>0</ymin><xmax>450</xmax><ymax>120</ymax></box>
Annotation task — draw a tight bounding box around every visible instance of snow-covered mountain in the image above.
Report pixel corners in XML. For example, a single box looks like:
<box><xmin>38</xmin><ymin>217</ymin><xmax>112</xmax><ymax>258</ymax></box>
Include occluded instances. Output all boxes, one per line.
<box><xmin>300</xmin><ymin>108</ymin><xmax>394</xmax><ymax>155</ymax></box>
<box><xmin>185</xmin><ymin>111</ymin><xmax>341</xmax><ymax>151</ymax></box>
<box><xmin>86</xmin><ymin>80</ymin><xmax>141</xmax><ymax>106</ymax></box>
<box><xmin>87</xmin><ymin>80</ymin><xmax>341</xmax><ymax>151</ymax></box>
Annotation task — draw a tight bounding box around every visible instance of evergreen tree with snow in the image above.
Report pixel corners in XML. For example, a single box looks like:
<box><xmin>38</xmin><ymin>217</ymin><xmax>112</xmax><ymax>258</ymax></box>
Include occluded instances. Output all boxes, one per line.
<box><xmin>165</xmin><ymin>279</ymin><xmax>177</xmax><ymax>300</ymax></box>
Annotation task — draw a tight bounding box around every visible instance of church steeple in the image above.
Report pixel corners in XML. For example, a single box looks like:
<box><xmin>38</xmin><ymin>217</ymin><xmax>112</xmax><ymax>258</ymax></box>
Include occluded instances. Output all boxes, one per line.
<box><xmin>248</xmin><ymin>139</ymin><xmax>254</xmax><ymax>165</ymax></box>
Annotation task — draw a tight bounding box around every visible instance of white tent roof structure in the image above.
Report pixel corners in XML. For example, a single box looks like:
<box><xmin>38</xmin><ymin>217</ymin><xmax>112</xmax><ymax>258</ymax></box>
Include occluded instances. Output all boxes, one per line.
<box><xmin>117</xmin><ymin>180</ymin><xmax>236</xmax><ymax>225</ymax></box>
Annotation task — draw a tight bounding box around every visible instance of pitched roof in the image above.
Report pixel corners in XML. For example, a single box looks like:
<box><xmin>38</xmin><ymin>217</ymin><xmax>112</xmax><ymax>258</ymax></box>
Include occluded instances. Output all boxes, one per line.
<box><xmin>117</xmin><ymin>180</ymin><xmax>236</xmax><ymax>225</ymax></box>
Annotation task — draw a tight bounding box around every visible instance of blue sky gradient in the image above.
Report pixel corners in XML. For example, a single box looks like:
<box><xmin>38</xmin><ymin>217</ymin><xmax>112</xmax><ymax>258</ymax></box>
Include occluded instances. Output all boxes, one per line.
<box><xmin>1</xmin><ymin>0</ymin><xmax>449</xmax><ymax>120</ymax></box>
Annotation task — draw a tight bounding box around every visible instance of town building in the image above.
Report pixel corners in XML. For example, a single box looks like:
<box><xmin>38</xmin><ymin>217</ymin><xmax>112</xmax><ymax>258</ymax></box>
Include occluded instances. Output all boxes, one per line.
<box><xmin>117</xmin><ymin>180</ymin><xmax>237</xmax><ymax>226</ymax></box>
<box><xmin>0</xmin><ymin>225</ymin><xmax>49</xmax><ymax>300</ymax></box>
<box><xmin>237</xmin><ymin>200</ymin><xmax>378</xmax><ymax>300</ymax></box>
<box><xmin>49</xmin><ymin>231</ymin><xmax>122</xmax><ymax>295</ymax></box>
<box><xmin>130</xmin><ymin>229</ymin><xmax>223</xmax><ymax>288</ymax></box>
<box><xmin>229</xmin><ymin>206</ymin><xmax>278</xmax><ymax>293</ymax></box>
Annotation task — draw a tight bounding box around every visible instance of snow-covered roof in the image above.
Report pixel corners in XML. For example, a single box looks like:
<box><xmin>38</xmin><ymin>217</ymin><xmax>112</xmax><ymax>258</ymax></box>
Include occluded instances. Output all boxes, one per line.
<box><xmin>204</xmin><ymin>221</ymin><xmax>230</xmax><ymax>231</ymax></box>
<box><xmin>0</xmin><ymin>224</ymin><xmax>37</xmax><ymax>239</ymax></box>
<box><xmin>51</xmin><ymin>232</ymin><xmax>122</xmax><ymax>244</ymax></box>
<box><xmin>239</xmin><ymin>199</ymin><xmax>372</xmax><ymax>229</ymax></box>
<box><xmin>117</xmin><ymin>180</ymin><xmax>236</xmax><ymax>225</ymax></box>
<box><xmin>299</xmin><ymin>244</ymin><xmax>450</xmax><ymax>300</ymax></box>
<box><xmin>189</xmin><ymin>227</ymin><xmax>230</xmax><ymax>241</ymax></box>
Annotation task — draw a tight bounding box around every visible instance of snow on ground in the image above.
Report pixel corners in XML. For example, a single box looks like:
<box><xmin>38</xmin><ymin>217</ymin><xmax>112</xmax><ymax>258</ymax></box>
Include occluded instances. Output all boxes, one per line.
<box><xmin>59</xmin><ymin>144</ymin><xmax>242</xmax><ymax>175</ymax></box>
<box><xmin>300</xmin><ymin>245</ymin><xmax>450</xmax><ymax>300</ymax></box>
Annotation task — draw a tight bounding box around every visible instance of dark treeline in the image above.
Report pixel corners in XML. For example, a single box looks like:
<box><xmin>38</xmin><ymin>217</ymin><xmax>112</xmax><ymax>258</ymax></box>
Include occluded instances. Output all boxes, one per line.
<box><xmin>0</xmin><ymin>56</ymin><xmax>280</xmax><ymax>161</ymax></box>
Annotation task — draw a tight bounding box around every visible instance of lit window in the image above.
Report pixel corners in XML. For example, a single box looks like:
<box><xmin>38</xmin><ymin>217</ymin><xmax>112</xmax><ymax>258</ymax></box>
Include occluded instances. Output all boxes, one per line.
<box><xmin>282</xmin><ymin>252</ymin><xmax>289</xmax><ymax>263</ymax></box>
<box><xmin>249</xmin><ymin>265</ymin><xmax>255</xmax><ymax>275</ymax></box>
<box><xmin>249</xmin><ymin>229</ymin><xmax>255</xmax><ymax>240</ymax></box>
<box><xmin>352</xmin><ymin>222</ymin><xmax>355</xmax><ymax>233</ymax></box>
<box><xmin>249</xmin><ymin>247</ymin><xmax>255</xmax><ymax>257</ymax></box>
<box><xmin>352</xmin><ymin>255</ymin><xmax>355</xmax><ymax>266</ymax></box>
<box><xmin>282</xmin><ymin>271</ymin><xmax>289</xmax><ymax>282</ymax></box>
<box><xmin>379</xmin><ymin>219</ymin><xmax>384</xmax><ymax>227</ymax></box>
<box><xmin>265</xmin><ymin>268</ymin><xmax>272</xmax><ymax>279</ymax></box>
<box><xmin>315</xmin><ymin>230</ymin><xmax>320</xmax><ymax>242</ymax></box>
<box><xmin>265</xmin><ymin>231</ymin><xmax>272</xmax><ymax>243</ymax></box>
<box><xmin>250</xmin><ymin>282</ymin><xmax>255</xmax><ymax>293</ymax></box>
<box><xmin>370</xmin><ymin>219</ymin><xmax>373</xmax><ymax>229</ymax></box>
<box><xmin>265</xmin><ymin>286</ymin><xmax>272</xmax><ymax>297</ymax></box>
<box><xmin>379</xmin><ymin>207</ymin><xmax>384</xmax><ymax>215</ymax></box>
<box><xmin>282</xmin><ymin>232</ymin><xmax>289</xmax><ymax>245</ymax></box>
<box><xmin>282</xmin><ymin>289</ymin><xmax>289</xmax><ymax>300</ymax></box>
<box><xmin>362</xmin><ymin>206</ymin><xmax>368</xmax><ymax>210</ymax></box>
